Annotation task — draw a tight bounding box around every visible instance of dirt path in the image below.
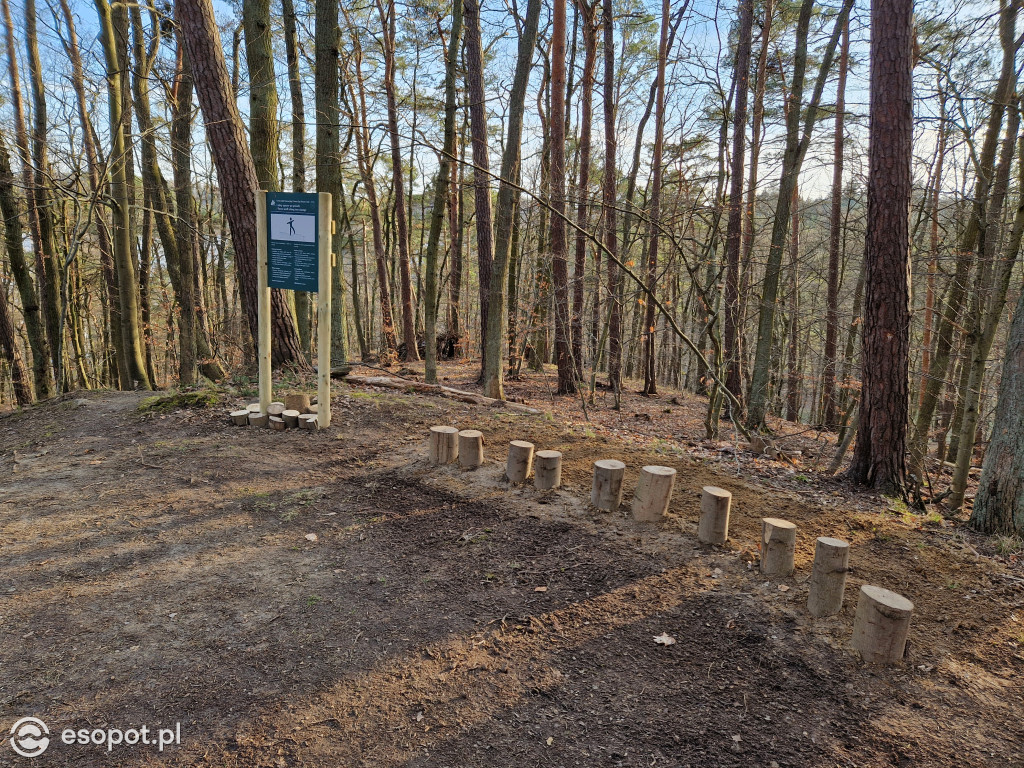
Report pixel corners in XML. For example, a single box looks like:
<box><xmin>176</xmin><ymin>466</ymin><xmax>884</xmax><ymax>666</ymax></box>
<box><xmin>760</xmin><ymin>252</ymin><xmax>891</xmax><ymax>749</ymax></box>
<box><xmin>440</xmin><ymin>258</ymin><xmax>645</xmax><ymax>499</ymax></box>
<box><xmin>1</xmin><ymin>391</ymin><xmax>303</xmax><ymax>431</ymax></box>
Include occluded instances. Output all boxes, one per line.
<box><xmin>0</xmin><ymin>387</ymin><xmax>1021</xmax><ymax>767</ymax></box>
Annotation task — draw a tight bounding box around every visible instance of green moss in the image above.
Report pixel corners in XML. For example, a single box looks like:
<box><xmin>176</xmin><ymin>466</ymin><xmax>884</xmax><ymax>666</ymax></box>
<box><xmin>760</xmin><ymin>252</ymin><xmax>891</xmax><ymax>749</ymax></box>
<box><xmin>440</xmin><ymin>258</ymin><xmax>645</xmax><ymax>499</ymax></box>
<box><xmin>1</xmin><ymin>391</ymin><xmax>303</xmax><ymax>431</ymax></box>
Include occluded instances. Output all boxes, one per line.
<box><xmin>138</xmin><ymin>390</ymin><xmax>222</xmax><ymax>413</ymax></box>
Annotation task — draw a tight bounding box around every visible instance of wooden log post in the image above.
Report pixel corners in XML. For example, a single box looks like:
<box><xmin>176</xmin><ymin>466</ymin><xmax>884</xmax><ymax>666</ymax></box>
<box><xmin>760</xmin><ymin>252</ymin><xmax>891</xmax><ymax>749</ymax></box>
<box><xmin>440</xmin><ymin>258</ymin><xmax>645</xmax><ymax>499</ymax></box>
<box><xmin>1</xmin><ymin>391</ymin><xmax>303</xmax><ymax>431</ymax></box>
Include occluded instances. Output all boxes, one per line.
<box><xmin>506</xmin><ymin>440</ymin><xmax>535</xmax><ymax>483</ymax></box>
<box><xmin>282</xmin><ymin>409</ymin><xmax>301</xmax><ymax>428</ymax></box>
<box><xmin>534</xmin><ymin>450</ymin><xmax>563</xmax><ymax>490</ymax></box>
<box><xmin>591</xmin><ymin>459</ymin><xmax>626</xmax><ymax>511</ymax></box>
<box><xmin>270</xmin><ymin>416</ymin><xmax>287</xmax><ymax>431</ymax></box>
<box><xmin>285</xmin><ymin>393</ymin><xmax>311</xmax><ymax>413</ymax></box>
<box><xmin>248</xmin><ymin>411</ymin><xmax>269</xmax><ymax>428</ymax></box>
<box><xmin>230</xmin><ymin>410</ymin><xmax>249</xmax><ymax>426</ymax></box>
<box><xmin>299</xmin><ymin>413</ymin><xmax>318</xmax><ymax>430</ymax></box>
<box><xmin>428</xmin><ymin>425</ymin><xmax>459</xmax><ymax>464</ymax></box>
<box><xmin>852</xmin><ymin>585</ymin><xmax>914</xmax><ymax>663</ymax></box>
<box><xmin>267</xmin><ymin>401</ymin><xmax>286</xmax><ymax>417</ymax></box>
<box><xmin>458</xmin><ymin>429</ymin><xmax>484</xmax><ymax>469</ymax></box>
<box><xmin>698</xmin><ymin>486</ymin><xmax>732</xmax><ymax>544</ymax></box>
<box><xmin>760</xmin><ymin>517</ymin><xmax>796</xmax><ymax>576</ymax></box>
<box><xmin>807</xmin><ymin>537</ymin><xmax>851</xmax><ymax>617</ymax></box>
<box><xmin>631</xmin><ymin>465</ymin><xmax>677</xmax><ymax>521</ymax></box>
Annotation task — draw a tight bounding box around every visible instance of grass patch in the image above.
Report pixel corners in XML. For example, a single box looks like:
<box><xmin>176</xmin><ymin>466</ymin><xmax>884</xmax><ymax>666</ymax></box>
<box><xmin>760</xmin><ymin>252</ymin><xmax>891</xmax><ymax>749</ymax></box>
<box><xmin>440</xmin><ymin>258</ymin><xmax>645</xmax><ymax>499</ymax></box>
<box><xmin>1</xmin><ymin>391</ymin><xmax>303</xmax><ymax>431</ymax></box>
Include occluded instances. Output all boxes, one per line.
<box><xmin>138</xmin><ymin>390</ymin><xmax>222</xmax><ymax>413</ymax></box>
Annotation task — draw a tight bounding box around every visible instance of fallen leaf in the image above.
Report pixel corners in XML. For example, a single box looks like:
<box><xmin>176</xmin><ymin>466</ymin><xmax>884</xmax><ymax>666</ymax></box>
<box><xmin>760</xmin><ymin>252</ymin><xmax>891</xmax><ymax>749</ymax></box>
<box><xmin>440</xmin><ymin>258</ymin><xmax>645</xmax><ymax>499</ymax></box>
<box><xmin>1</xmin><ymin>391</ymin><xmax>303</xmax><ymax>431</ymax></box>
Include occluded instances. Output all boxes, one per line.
<box><xmin>546</xmin><ymin>737</ymin><xmax>553</xmax><ymax>746</ymax></box>
<box><xmin>653</xmin><ymin>633</ymin><xmax>676</xmax><ymax>646</ymax></box>
<box><xmin>534</xmin><ymin>586</ymin><xmax>548</xmax><ymax>592</ymax></box>
<box><xmin>305</xmin><ymin>533</ymin><xmax>318</xmax><ymax>542</ymax></box>
<box><xmin>778</xmin><ymin>585</ymin><xmax>790</xmax><ymax>592</ymax></box>
<box><xmin>732</xmin><ymin>735</ymin><xmax>742</xmax><ymax>743</ymax></box>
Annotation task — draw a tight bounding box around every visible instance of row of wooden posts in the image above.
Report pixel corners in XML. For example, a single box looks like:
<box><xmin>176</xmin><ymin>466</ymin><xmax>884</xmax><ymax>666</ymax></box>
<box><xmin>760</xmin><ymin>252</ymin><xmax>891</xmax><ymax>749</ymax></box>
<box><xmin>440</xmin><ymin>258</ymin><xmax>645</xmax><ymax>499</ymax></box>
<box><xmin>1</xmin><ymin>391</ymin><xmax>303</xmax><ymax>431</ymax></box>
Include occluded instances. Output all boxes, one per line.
<box><xmin>427</xmin><ymin>425</ymin><xmax>915</xmax><ymax>664</ymax></box>
<box><xmin>229</xmin><ymin>393</ymin><xmax>319</xmax><ymax>430</ymax></box>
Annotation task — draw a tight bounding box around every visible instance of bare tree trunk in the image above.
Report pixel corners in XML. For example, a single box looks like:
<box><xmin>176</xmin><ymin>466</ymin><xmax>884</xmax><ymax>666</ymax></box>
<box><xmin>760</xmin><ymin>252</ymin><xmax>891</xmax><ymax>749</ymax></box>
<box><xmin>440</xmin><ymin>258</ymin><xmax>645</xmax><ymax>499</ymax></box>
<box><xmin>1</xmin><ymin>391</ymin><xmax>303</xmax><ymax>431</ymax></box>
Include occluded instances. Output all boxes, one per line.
<box><xmin>175</xmin><ymin>0</ymin><xmax>303</xmax><ymax>366</ymax></box>
<box><xmin>746</xmin><ymin>0</ymin><xmax>852</xmax><ymax>428</ymax></box>
<box><xmin>377</xmin><ymin>0</ymin><xmax>418</xmax><ymax>361</ymax></box>
<box><xmin>785</xmin><ymin>184</ymin><xmax>800</xmax><ymax>422</ymax></box>
<box><xmin>601</xmin><ymin>0</ymin><xmax>620</xmax><ymax>400</ymax></box>
<box><xmin>282</xmin><ymin>0</ymin><xmax>311</xmax><ymax>353</ymax></box>
<box><xmin>464</xmin><ymin>0</ymin><xmax>494</xmax><ymax>358</ymax></box>
<box><xmin>550</xmin><ymin>0</ymin><xmax>575</xmax><ymax>394</ymax></box>
<box><xmin>641</xmin><ymin>0</ymin><xmax>670</xmax><ymax>397</ymax></box>
<box><xmin>848</xmin><ymin>0</ymin><xmax>913</xmax><ymax>494</ymax></box>
<box><xmin>724</xmin><ymin>0</ymin><xmax>753</xmax><ymax>407</ymax></box>
<box><xmin>95</xmin><ymin>0</ymin><xmax>151</xmax><ymax>389</ymax></box>
<box><xmin>481</xmin><ymin>0</ymin><xmax>542</xmax><ymax>398</ymax></box>
<box><xmin>570</xmin><ymin>0</ymin><xmax>598</xmax><ymax>380</ymax></box>
<box><xmin>821</xmin><ymin>15</ymin><xmax>849</xmax><ymax>428</ymax></box>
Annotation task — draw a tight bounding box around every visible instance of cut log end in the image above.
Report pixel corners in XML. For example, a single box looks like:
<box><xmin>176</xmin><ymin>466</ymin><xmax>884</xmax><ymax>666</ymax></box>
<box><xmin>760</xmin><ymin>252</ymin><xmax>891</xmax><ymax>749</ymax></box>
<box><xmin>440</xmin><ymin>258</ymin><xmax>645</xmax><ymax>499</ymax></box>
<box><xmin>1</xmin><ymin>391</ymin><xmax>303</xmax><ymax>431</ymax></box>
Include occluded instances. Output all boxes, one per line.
<box><xmin>632</xmin><ymin>465</ymin><xmax>677</xmax><ymax>522</ymax></box>
<box><xmin>267</xmin><ymin>401</ymin><xmax>286</xmax><ymax>417</ymax></box>
<box><xmin>592</xmin><ymin>459</ymin><xmax>626</xmax><ymax>511</ymax></box>
<box><xmin>807</xmin><ymin>536</ymin><xmax>851</xmax><ymax>618</ymax></box>
<box><xmin>269</xmin><ymin>416</ymin><xmax>287</xmax><ymax>431</ymax></box>
<box><xmin>760</xmin><ymin>517</ymin><xmax>797</xmax><ymax>576</ymax></box>
<box><xmin>534</xmin><ymin>450</ymin><xmax>563</xmax><ymax>490</ymax></box>
<box><xmin>852</xmin><ymin>584</ymin><xmax>914</xmax><ymax>663</ymax></box>
<box><xmin>458</xmin><ymin>429</ymin><xmax>484</xmax><ymax>469</ymax></box>
<box><xmin>230</xmin><ymin>410</ymin><xmax>249</xmax><ymax>426</ymax></box>
<box><xmin>248</xmin><ymin>411</ymin><xmax>269</xmax><ymax>428</ymax></box>
<box><xmin>506</xmin><ymin>440</ymin><xmax>535</xmax><ymax>483</ymax></box>
<box><xmin>428</xmin><ymin>425</ymin><xmax>459</xmax><ymax>464</ymax></box>
<box><xmin>698</xmin><ymin>485</ymin><xmax>732</xmax><ymax>544</ymax></box>
<box><xmin>282</xmin><ymin>409</ymin><xmax>301</xmax><ymax>428</ymax></box>
<box><xmin>298</xmin><ymin>413</ymin><xmax>318</xmax><ymax>430</ymax></box>
<box><xmin>285</xmin><ymin>393</ymin><xmax>312</xmax><ymax>413</ymax></box>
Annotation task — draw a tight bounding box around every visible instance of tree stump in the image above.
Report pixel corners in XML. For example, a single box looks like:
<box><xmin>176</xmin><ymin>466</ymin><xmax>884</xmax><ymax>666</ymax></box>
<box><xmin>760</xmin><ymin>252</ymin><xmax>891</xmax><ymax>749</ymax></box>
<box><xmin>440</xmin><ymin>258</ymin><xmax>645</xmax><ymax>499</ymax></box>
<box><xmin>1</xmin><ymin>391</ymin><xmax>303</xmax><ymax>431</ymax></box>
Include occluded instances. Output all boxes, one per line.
<box><xmin>631</xmin><ymin>465</ymin><xmax>676</xmax><ymax>521</ymax></box>
<box><xmin>591</xmin><ymin>459</ymin><xmax>626</xmax><ymax>511</ymax></box>
<box><xmin>285</xmin><ymin>393</ymin><xmax>311</xmax><ymax>413</ymax></box>
<box><xmin>248</xmin><ymin>411</ymin><xmax>269</xmax><ymax>428</ymax></box>
<box><xmin>698</xmin><ymin>485</ymin><xmax>732</xmax><ymax>544</ymax></box>
<box><xmin>807</xmin><ymin>537</ymin><xmax>851</xmax><ymax>617</ymax></box>
<box><xmin>267</xmin><ymin>401</ymin><xmax>286</xmax><ymax>417</ymax></box>
<box><xmin>458</xmin><ymin>430</ymin><xmax>484</xmax><ymax>468</ymax></box>
<box><xmin>299</xmin><ymin>413</ymin><xmax>318</xmax><ymax>430</ymax></box>
<box><xmin>428</xmin><ymin>425</ymin><xmax>459</xmax><ymax>464</ymax></box>
<box><xmin>852</xmin><ymin>585</ymin><xmax>913</xmax><ymax>663</ymax></box>
<box><xmin>760</xmin><ymin>517</ymin><xmax>796</xmax><ymax>576</ymax></box>
<box><xmin>282</xmin><ymin>409</ymin><xmax>301</xmax><ymax>428</ymax></box>
<box><xmin>506</xmin><ymin>440</ymin><xmax>535</xmax><ymax>483</ymax></box>
<box><xmin>534</xmin><ymin>450</ymin><xmax>562</xmax><ymax>490</ymax></box>
<box><xmin>230</xmin><ymin>410</ymin><xmax>249</xmax><ymax>426</ymax></box>
<box><xmin>270</xmin><ymin>416</ymin><xmax>286</xmax><ymax>431</ymax></box>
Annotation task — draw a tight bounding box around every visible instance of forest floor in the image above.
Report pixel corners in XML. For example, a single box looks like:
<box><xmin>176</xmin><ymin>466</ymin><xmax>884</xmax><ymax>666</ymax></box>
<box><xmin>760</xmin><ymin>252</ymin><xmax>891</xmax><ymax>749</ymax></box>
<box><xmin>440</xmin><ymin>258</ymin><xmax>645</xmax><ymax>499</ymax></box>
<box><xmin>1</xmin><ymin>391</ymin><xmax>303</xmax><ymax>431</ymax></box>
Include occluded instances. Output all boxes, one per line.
<box><xmin>1</xmin><ymin>360</ymin><xmax>1023</xmax><ymax>767</ymax></box>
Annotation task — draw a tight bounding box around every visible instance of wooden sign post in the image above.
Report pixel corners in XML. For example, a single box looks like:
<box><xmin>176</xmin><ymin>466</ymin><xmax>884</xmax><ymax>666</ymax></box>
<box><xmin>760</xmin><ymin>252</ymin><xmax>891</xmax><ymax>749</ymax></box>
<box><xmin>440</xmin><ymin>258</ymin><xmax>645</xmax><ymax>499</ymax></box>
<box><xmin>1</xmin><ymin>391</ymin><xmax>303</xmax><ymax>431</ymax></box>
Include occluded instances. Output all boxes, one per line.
<box><xmin>256</xmin><ymin>191</ymin><xmax>332</xmax><ymax>429</ymax></box>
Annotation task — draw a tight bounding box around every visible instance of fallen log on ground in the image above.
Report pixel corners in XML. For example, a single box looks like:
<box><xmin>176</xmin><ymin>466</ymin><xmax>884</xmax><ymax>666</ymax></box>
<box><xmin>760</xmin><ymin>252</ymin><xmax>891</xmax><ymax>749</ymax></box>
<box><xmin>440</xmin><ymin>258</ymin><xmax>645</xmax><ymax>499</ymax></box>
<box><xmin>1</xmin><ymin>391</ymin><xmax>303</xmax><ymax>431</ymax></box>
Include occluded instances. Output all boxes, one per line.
<box><xmin>344</xmin><ymin>375</ymin><xmax>541</xmax><ymax>414</ymax></box>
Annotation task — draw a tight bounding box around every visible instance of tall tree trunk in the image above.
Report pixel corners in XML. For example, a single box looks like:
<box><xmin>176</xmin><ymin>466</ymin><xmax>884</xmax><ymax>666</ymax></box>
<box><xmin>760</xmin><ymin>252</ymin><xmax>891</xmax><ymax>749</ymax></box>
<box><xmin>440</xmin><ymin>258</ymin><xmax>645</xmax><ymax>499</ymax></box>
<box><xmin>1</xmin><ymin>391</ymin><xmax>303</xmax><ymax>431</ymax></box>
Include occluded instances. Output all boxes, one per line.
<box><xmin>724</xmin><ymin>0</ymin><xmax>753</xmax><ymax>407</ymax></box>
<box><xmin>481</xmin><ymin>0</ymin><xmax>542</xmax><ymax>398</ymax></box>
<box><xmin>745</xmin><ymin>0</ymin><xmax>852</xmax><ymax>429</ymax></box>
<box><xmin>848</xmin><ymin>0</ymin><xmax>913</xmax><ymax>493</ymax></box>
<box><xmin>641</xmin><ymin>0</ymin><xmax>670</xmax><ymax>397</ymax></box>
<box><xmin>464</xmin><ymin>0</ymin><xmax>494</xmax><ymax>359</ymax></box>
<box><xmin>423</xmin><ymin>0</ymin><xmax>463</xmax><ymax>384</ymax></box>
<box><xmin>317</xmin><ymin>0</ymin><xmax>350</xmax><ymax>366</ymax></box>
<box><xmin>821</xmin><ymin>15</ymin><xmax>849</xmax><ymax>429</ymax></box>
<box><xmin>919</xmin><ymin>86</ymin><xmax>947</xmax><ymax>413</ymax></box>
<box><xmin>344</xmin><ymin>30</ymin><xmax>398</xmax><ymax>361</ymax></box>
<box><xmin>377</xmin><ymin>0</ymin><xmax>418</xmax><ymax>361</ymax></box>
<box><xmin>176</xmin><ymin>0</ymin><xmax>303</xmax><ymax>366</ymax></box>
<box><xmin>0</xmin><ymin>281</ymin><xmax>30</xmax><ymax>404</ymax></box>
<box><xmin>282</xmin><ymin>0</ymin><xmax>312</xmax><ymax>353</ymax></box>
<box><xmin>601</xmin><ymin>0</ymin><xmax>621</xmax><ymax>400</ymax></box>
<box><xmin>95</xmin><ymin>0</ymin><xmax>152</xmax><ymax>389</ymax></box>
<box><xmin>550</xmin><ymin>0</ymin><xmax>575</xmax><ymax>394</ymax></box>
<box><xmin>785</xmin><ymin>184</ymin><xmax>800</xmax><ymax>422</ymax></box>
<box><xmin>1</xmin><ymin>0</ymin><xmax>50</xmax><ymax>397</ymax></box>
<box><xmin>25</xmin><ymin>0</ymin><xmax>64</xmax><ymax>390</ymax></box>
<box><xmin>242</xmin><ymin>0</ymin><xmax>278</xmax><ymax>191</ymax></box>
<box><xmin>570</xmin><ymin>0</ymin><xmax>598</xmax><ymax>380</ymax></box>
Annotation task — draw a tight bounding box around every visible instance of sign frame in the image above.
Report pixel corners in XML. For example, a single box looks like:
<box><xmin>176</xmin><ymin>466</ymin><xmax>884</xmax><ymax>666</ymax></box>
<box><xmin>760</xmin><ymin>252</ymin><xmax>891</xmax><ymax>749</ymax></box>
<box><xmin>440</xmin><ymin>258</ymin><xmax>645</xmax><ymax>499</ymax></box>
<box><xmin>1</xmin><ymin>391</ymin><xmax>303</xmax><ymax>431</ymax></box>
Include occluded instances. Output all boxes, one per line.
<box><xmin>255</xmin><ymin>190</ymin><xmax>332</xmax><ymax>429</ymax></box>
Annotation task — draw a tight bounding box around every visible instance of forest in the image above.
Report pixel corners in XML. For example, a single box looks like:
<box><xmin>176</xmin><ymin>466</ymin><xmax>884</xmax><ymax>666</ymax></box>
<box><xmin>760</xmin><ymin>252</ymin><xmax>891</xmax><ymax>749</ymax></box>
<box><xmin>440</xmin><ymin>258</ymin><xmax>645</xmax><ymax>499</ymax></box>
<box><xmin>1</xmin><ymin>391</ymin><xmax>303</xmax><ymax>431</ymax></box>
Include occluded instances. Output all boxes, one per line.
<box><xmin>0</xmin><ymin>0</ymin><xmax>1022</xmax><ymax>535</ymax></box>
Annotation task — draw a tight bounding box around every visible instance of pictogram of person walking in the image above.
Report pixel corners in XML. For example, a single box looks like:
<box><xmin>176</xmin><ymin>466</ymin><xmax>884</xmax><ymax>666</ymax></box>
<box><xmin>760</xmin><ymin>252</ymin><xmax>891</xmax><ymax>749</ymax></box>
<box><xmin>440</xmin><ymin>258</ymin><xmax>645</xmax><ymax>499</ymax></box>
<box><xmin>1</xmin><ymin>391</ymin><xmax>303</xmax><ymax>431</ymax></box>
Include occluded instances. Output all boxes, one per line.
<box><xmin>288</xmin><ymin>217</ymin><xmax>296</xmax><ymax>236</ymax></box>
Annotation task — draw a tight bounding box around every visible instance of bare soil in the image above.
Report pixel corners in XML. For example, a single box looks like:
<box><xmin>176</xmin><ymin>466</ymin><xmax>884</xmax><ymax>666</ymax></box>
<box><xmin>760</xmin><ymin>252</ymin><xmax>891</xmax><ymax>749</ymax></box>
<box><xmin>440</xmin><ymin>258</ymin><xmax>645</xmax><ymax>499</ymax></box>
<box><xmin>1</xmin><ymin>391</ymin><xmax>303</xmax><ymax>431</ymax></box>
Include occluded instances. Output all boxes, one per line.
<box><xmin>1</xmin><ymin>363</ymin><xmax>1022</xmax><ymax>767</ymax></box>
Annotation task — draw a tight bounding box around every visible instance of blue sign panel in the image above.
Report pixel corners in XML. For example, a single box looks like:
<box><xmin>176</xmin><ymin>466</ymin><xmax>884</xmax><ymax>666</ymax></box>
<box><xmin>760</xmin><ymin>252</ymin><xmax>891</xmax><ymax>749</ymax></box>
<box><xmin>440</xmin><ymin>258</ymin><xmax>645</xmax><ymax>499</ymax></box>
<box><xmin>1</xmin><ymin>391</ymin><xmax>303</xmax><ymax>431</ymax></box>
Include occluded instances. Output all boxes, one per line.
<box><xmin>266</xmin><ymin>192</ymin><xmax>319</xmax><ymax>292</ymax></box>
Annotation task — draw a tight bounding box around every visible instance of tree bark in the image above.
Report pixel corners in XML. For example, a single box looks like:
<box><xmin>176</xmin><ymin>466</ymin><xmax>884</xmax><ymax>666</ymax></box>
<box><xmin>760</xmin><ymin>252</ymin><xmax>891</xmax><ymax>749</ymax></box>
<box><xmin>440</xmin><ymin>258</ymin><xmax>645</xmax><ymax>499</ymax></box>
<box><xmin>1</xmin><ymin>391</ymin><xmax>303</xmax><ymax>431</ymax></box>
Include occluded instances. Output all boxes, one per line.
<box><xmin>601</xmin><ymin>0</ymin><xmax>620</xmax><ymax>398</ymax></box>
<box><xmin>175</xmin><ymin>0</ymin><xmax>303</xmax><ymax>366</ymax></box>
<box><xmin>848</xmin><ymin>0</ymin><xmax>913</xmax><ymax>494</ymax></box>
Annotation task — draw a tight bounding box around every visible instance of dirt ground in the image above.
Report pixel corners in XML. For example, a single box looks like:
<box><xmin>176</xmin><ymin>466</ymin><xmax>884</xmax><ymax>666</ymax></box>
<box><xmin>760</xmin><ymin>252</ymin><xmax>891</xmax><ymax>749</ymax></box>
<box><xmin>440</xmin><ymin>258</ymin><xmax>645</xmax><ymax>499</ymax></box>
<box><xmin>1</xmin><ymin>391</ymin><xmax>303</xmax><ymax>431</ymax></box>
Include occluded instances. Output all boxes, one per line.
<box><xmin>1</xmin><ymin>362</ymin><xmax>1022</xmax><ymax>767</ymax></box>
